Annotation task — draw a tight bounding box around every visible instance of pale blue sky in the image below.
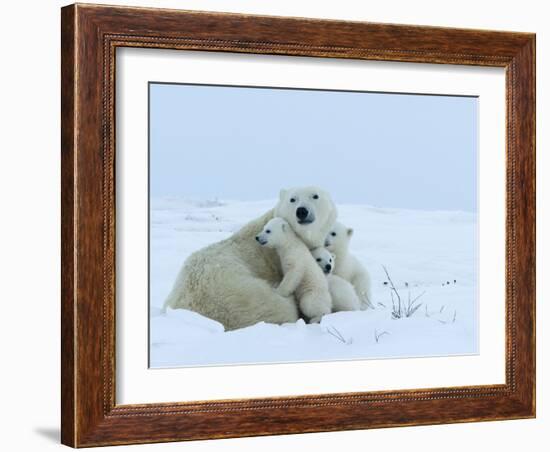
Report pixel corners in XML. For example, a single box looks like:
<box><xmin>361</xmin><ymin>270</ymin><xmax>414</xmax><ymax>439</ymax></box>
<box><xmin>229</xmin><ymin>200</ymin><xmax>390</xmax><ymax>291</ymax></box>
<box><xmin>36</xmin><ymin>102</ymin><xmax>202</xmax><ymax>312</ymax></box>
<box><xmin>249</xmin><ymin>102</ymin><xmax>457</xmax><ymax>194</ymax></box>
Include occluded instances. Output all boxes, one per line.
<box><xmin>149</xmin><ymin>83</ymin><xmax>478</xmax><ymax>212</ymax></box>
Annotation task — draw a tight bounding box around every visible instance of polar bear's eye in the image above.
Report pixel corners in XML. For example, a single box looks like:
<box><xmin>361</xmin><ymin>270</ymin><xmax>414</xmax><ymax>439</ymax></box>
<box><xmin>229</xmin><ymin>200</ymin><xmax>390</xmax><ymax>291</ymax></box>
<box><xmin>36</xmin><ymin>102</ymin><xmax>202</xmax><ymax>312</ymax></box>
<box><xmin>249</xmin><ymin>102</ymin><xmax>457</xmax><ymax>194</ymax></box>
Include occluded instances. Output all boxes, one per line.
<box><xmin>331</xmin><ymin>232</ymin><xmax>337</xmax><ymax>237</ymax></box>
<box><xmin>290</xmin><ymin>197</ymin><xmax>296</xmax><ymax>203</ymax></box>
<box><xmin>316</xmin><ymin>258</ymin><xmax>321</xmax><ymax>262</ymax></box>
<box><xmin>266</xmin><ymin>229</ymin><xmax>271</xmax><ymax>234</ymax></box>
<box><xmin>312</xmin><ymin>194</ymin><xmax>319</xmax><ymax>199</ymax></box>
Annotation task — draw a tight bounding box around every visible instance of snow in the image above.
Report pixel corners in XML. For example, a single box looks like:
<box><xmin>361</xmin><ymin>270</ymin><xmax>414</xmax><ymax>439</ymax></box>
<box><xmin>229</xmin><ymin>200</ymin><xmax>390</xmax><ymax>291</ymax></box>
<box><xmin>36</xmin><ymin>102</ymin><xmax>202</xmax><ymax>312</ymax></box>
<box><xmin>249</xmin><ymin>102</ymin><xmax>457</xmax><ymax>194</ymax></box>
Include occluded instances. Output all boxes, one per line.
<box><xmin>149</xmin><ymin>198</ymin><xmax>478</xmax><ymax>368</ymax></box>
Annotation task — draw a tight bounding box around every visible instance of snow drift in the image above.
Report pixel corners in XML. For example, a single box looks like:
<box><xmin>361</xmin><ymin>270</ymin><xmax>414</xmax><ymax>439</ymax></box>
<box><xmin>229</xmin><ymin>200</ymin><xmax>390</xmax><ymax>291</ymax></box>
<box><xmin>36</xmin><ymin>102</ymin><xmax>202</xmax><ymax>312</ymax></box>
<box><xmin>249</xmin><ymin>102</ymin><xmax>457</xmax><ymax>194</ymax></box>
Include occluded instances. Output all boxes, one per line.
<box><xmin>149</xmin><ymin>198</ymin><xmax>478</xmax><ymax>368</ymax></box>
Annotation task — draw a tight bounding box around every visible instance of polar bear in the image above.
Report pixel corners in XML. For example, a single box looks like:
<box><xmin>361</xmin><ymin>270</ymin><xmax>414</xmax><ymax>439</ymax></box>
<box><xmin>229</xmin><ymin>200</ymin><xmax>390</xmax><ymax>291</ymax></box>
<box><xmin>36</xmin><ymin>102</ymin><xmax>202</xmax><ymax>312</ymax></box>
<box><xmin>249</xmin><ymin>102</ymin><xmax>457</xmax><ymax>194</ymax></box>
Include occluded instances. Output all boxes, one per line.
<box><xmin>256</xmin><ymin>218</ymin><xmax>331</xmax><ymax>323</ymax></box>
<box><xmin>324</xmin><ymin>222</ymin><xmax>373</xmax><ymax>310</ymax></box>
<box><xmin>311</xmin><ymin>247</ymin><xmax>361</xmax><ymax>312</ymax></box>
<box><xmin>163</xmin><ymin>186</ymin><xmax>337</xmax><ymax>330</ymax></box>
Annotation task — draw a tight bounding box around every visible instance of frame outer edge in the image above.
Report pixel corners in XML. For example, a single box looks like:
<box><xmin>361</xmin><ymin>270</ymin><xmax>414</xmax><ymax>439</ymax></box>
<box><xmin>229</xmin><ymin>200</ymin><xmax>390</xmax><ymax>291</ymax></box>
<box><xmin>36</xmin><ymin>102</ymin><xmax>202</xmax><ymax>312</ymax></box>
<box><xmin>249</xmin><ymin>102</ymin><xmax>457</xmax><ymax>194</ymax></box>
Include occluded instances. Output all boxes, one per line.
<box><xmin>61</xmin><ymin>4</ymin><xmax>77</xmax><ymax>448</ymax></box>
<box><xmin>60</xmin><ymin>3</ymin><xmax>536</xmax><ymax>446</ymax></box>
<box><xmin>515</xmin><ymin>35</ymin><xmax>536</xmax><ymax>416</ymax></box>
<box><xmin>531</xmin><ymin>35</ymin><xmax>536</xmax><ymax>417</ymax></box>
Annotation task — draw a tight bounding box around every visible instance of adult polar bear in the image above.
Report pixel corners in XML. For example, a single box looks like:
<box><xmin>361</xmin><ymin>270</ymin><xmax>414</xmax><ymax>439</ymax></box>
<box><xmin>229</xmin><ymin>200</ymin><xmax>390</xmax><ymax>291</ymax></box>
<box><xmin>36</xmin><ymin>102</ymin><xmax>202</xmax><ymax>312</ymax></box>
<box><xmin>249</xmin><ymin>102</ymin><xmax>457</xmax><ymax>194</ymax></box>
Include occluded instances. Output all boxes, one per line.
<box><xmin>164</xmin><ymin>186</ymin><xmax>338</xmax><ymax>331</ymax></box>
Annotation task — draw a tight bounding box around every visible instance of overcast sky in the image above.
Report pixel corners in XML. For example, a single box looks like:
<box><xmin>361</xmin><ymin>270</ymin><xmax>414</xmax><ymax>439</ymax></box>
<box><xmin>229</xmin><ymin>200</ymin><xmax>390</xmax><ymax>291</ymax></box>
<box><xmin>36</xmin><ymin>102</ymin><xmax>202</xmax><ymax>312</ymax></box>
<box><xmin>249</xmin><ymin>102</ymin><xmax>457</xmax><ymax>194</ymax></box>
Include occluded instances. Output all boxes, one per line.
<box><xmin>149</xmin><ymin>82</ymin><xmax>477</xmax><ymax>212</ymax></box>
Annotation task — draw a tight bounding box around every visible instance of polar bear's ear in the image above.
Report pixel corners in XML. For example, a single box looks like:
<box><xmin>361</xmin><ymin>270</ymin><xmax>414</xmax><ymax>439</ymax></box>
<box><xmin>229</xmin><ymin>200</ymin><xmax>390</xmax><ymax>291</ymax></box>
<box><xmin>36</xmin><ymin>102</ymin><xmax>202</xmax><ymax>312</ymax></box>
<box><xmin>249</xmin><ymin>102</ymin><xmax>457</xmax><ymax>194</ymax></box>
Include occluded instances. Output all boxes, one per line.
<box><xmin>347</xmin><ymin>228</ymin><xmax>354</xmax><ymax>237</ymax></box>
<box><xmin>279</xmin><ymin>188</ymin><xmax>287</xmax><ymax>200</ymax></box>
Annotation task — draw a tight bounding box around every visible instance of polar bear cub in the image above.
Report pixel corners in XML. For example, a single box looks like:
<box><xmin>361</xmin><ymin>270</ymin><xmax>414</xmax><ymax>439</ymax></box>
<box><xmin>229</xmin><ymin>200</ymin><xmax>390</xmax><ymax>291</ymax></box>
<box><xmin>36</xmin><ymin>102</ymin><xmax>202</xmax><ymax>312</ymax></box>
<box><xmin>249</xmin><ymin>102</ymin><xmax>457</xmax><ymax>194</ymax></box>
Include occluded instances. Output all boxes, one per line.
<box><xmin>311</xmin><ymin>247</ymin><xmax>361</xmax><ymax>312</ymax></box>
<box><xmin>256</xmin><ymin>217</ymin><xmax>331</xmax><ymax>323</ymax></box>
<box><xmin>325</xmin><ymin>222</ymin><xmax>373</xmax><ymax>310</ymax></box>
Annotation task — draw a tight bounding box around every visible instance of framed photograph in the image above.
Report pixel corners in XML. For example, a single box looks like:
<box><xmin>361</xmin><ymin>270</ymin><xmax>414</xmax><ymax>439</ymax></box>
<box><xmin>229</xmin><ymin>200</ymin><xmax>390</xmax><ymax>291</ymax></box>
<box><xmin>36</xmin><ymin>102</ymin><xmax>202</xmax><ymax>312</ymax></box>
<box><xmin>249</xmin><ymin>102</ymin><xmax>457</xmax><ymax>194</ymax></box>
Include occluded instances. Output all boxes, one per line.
<box><xmin>61</xmin><ymin>3</ymin><xmax>536</xmax><ymax>447</ymax></box>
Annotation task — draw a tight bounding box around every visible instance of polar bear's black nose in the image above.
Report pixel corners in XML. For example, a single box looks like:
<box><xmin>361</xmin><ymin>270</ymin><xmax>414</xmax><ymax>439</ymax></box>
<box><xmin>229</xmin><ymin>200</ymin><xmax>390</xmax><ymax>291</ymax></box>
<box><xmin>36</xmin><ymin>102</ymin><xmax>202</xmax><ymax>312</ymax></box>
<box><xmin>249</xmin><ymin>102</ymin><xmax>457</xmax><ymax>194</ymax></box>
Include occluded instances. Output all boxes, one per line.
<box><xmin>325</xmin><ymin>264</ymin><xmax>332</xmax><ymax>272</ymax></box>
<box><xmin>255</xmin><ymin>236</ymin><xmax>260</xmax><ymax>242</ymax></box>
<box><xmin>296</xmin><ymin>207</ymin><xmax>309</xmax><ymax>220</ymax></box>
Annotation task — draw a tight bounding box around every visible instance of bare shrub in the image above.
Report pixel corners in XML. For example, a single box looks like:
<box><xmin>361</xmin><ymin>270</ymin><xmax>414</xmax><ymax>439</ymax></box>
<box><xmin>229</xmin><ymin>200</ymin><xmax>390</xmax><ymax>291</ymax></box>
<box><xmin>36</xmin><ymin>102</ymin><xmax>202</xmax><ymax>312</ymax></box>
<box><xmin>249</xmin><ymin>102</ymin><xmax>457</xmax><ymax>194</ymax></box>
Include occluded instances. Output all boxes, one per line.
<box><xmin>325</xmin><ymin>326</ymin><xmax>353</xmax><ymax>345</ymax></box>
<box><xmin>374</xmin><ymin>329</ymin><xmax>390</xmax><ymax>343</ymax></box>
<box><xmin>382</xmin><ymin>265</ymin><xmax>426</xmax><ymax>319</ymax></box>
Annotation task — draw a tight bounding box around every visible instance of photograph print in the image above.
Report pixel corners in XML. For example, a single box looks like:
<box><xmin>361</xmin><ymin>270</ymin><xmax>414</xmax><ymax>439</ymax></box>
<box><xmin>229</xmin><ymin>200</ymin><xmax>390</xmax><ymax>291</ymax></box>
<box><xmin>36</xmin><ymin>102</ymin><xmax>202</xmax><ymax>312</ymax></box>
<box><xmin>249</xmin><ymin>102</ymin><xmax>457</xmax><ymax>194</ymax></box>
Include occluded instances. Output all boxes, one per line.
<box><xmin>149</xmin><ymin>82</ymin><xmax>478</xmax><ymax>368</ymax></box>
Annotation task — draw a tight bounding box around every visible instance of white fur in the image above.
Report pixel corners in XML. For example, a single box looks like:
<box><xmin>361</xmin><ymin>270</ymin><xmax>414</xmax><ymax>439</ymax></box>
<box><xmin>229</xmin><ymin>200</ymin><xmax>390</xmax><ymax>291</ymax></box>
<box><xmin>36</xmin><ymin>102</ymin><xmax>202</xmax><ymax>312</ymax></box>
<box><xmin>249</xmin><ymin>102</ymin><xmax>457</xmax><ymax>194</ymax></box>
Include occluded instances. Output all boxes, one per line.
<box><xmin>274</xmin><ymin>186</ymin><xmax>337</xmax><ymax>250</ymax></box>
<box><xmin>324</xmin><ymin>222</ymin><xmax>374</xmax><ymax>310</ymax></box>
<box><xmin>311</xmin><ymin>247</ymin><xmax>361</xmax><ymax>312</ymax></box>
<box><xmin>163</xmin><ymin>186</ymin><xmax>337</xmax><ymax>330</ymax></box>
<box><xmin>257</xmin><ymin>218</ymin><xmax>332</xmax><ymax>323</ymax></box>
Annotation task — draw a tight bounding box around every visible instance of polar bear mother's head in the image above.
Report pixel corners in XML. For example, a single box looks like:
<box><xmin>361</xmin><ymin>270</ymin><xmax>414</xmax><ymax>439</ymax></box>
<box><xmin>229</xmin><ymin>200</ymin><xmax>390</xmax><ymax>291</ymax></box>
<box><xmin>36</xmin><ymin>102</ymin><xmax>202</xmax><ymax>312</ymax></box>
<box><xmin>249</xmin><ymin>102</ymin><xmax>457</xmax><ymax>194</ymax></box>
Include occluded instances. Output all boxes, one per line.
<box><xmin>274</xmin><ymin>186</ymin><xmax>337</xmax><ymax>249</ymax></box>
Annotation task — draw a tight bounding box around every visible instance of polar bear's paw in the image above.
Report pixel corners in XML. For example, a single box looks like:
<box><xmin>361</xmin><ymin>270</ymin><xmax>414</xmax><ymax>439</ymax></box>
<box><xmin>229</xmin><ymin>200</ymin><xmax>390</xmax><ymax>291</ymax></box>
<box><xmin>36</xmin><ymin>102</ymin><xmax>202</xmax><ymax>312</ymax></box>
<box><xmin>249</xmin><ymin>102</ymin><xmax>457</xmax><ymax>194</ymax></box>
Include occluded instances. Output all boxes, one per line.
<box><xmin>309</xmin><ymin>315</ymin><xmax>323</xmax><ymax>324</ymax></box>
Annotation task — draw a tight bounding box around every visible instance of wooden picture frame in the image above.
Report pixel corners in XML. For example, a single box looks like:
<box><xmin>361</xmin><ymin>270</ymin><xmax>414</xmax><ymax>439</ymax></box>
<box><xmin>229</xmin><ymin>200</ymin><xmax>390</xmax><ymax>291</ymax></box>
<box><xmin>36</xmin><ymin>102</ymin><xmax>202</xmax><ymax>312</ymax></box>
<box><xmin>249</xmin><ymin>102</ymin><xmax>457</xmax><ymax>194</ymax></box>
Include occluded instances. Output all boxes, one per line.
<box><xmin>61</xmin><ymin>3</ymin><xmax>535</xmax><ymax>447</ymax></box>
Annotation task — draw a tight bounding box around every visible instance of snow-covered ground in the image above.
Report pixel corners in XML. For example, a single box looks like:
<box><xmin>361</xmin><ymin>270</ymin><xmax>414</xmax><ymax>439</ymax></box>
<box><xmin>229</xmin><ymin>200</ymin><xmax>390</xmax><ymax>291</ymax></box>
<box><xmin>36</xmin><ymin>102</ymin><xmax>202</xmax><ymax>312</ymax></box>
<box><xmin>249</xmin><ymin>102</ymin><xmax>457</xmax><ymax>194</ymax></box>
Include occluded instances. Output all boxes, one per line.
<box><xmin>149</xmin><ymin>198</ymin><xmax>478</xmax><ymax>368</ymax></box>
